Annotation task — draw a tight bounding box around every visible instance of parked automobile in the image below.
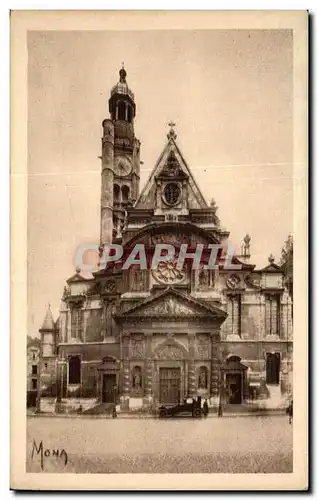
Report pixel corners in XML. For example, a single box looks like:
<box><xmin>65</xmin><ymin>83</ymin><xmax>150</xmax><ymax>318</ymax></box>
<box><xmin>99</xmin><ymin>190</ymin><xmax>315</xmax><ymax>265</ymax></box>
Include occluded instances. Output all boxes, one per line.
<box><xmin>158</xmin><ymin>397</ymin><xmax>202</xmax><ymax>418</ymax></box>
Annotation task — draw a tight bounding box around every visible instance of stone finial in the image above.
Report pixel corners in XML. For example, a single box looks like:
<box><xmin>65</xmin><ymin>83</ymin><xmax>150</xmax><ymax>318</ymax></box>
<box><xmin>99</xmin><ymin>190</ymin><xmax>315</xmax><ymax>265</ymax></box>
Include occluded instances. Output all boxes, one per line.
<box><xmin>243</xmin><ymin>233</ymin><xmax>251</xmax><ymax>245</ymax></box>
<box><xmin>75</xmin><ymin>265</ymin><xmax>81</xmax><ymax>274</ymax></box>
<box><xmin>167</xmin><ymin>121</ymin><xmax>177</xmax><ymax>140</ymax></box>
<box><xmin>119</xmin><ymin>63</ymin><xmax>127</xmax><ymax>83</ymax></box>
<box><xmin>241</xmin><ymin>233</ymin><xmax>251</xmax><ymax>258</ymax></box>
<box><xmin>210</xmin><ymin>198</ymin><xmax>218</xmax><ymax>211</ymax></box>
<box><xmin>268</xmin><ymin>253</ymin><xmax>275</xmax><ymax>264</ymax></box>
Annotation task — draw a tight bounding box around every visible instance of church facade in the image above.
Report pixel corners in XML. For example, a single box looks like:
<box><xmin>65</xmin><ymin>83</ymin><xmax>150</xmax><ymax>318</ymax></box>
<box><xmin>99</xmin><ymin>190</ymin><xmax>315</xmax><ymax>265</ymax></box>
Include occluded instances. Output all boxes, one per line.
<box><xmin>38</xmin><ymin>67</ymin><xmax>293</xmax><ymax>414</ymax></box>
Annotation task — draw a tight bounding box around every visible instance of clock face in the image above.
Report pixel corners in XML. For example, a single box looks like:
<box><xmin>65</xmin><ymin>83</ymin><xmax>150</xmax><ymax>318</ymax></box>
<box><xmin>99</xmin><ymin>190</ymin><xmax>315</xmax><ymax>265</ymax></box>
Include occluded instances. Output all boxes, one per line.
<box><xmin>114</xmin><ymin>156</ymin><xmax>132</xmax><ymax>177</ymax></box>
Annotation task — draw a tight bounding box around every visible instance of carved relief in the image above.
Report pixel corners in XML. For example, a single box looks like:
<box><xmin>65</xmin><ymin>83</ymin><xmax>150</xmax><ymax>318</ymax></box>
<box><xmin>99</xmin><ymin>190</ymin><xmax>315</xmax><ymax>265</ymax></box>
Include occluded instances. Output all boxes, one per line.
<box><xmin>154</xmin><ymin>344</ymin><xmax>186</xmax><ymax>360</ymax></box>
<box><xmin>137</xmin><ymin>297</ymin><xmax>197</xmax><ymax>317</ymax></box>
<box><xmin>102</xmin><ymin>280</ymin><xmax>116</xmax><ymax>294</ymax></box>
<box><xmin>159</xmin><ymin>151</ymin><xmax>186</xmax><ymax>178</ymax></box>
<box><xmin>151</xmin><ymin>233</ymin><xmax>189</xmax><ymax>246</ymax></box>
<box><xmin>226</xmin><ymin>274</ymin><xmax>241</xmax><ymax>290</ymax></box>
<box><xmin>197</xmin><ymin>337</ymin><xmax>210</xmax><ymax>359</ymax></box>
<box><xmin>130</xmin><ymin>338</ymin><xmax>145</xmax><ymax>358</ymax></box>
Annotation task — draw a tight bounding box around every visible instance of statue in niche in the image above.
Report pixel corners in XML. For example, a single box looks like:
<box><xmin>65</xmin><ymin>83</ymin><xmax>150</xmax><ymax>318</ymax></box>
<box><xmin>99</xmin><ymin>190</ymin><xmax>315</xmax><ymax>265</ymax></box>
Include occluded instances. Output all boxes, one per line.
<box><xmin>198</xmin><ymin>367</ymin><xmax>208</xmax><ymax>389</ymax></box>
<box><xmin>133</xmin><ymin>366</ymin><xmax>142</xmax><ymax>389</ymax></box>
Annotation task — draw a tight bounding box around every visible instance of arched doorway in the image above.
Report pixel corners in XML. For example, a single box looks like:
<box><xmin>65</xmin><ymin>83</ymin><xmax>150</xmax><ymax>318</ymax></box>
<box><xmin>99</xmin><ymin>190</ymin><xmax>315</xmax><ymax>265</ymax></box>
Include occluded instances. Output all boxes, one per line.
<box><xmin>98</xmin><ymin>356</ymin><xmax>120</xmax><ymax>403</ymax></box>
<box><xmin>266</xmin><ymin>353</ymin><xmax>280</xmax><ymax>385</ymax></box>
<box><xmin>221</xmin><ymin>355</ymin><xmax>248</xmax><ymax>404</ymax></box>
<box><xmin>68</xmin><ymin>356</ymin><xmax>81</xmax><ymax>385</ymax></box>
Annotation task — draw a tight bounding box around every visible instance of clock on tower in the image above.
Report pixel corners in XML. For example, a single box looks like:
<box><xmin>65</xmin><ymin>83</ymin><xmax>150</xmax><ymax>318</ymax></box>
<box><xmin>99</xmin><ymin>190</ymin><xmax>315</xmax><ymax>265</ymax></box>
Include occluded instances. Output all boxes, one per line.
<box><xmin>114</xmin><ymin>156</ymin><xmax>132</xmax><ymax>177</ymax></box>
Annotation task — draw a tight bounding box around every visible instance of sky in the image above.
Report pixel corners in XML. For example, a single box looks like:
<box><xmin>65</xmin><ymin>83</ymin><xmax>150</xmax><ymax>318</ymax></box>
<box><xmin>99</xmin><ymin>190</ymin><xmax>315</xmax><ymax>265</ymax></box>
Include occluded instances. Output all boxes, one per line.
<box><xmin>27</xmin><ymin>29</ymin><xmax>293</xmax><ymax>335</ymax></box>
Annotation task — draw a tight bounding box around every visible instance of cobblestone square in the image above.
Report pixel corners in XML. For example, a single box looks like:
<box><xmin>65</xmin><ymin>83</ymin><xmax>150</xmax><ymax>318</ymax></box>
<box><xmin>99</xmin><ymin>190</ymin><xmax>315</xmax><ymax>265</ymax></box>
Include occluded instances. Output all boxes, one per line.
<box><xmin>27</xmin><ymin>415</ymin><xmax>292</xmax><ymax>474</ymax></box>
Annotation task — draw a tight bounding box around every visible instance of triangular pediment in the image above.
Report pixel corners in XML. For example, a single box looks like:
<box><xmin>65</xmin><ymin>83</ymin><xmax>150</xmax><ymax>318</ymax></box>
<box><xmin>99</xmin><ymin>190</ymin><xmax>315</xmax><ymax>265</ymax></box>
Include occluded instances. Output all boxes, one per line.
<box><xmin>135</xmin><ymin>137</ymin><xmax>208</xmax><ymax>210</ymax></box>
<box><xmin>119</xmin><ymin>287</ymin><xmax>227</xmax><ymax>320</ymax></box>
<box><xmin>67</xmin><ymin>270</ymin><xmax>94</xmax><ymax>283</ymax></box>
<box><xmin>258</xmin><ymin>263</ymin><xmax>282</xmax><ymax>273</ymax></box>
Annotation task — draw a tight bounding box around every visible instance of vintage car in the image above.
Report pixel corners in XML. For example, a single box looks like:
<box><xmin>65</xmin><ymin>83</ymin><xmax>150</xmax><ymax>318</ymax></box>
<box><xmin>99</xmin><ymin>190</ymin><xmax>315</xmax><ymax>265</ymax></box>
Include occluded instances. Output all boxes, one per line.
<box><xmin>158</xmin><ymin>397</ymin><xmax>202</xmax><ymax>418</ymax></box>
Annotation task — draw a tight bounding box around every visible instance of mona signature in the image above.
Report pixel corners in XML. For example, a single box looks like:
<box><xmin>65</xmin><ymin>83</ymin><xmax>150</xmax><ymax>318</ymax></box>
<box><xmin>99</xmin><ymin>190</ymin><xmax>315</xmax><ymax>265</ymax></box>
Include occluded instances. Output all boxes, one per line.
<box><xmin>31</xmin><ymin>440</ymin><xmax>68</xmax><ymax>471</ymax></box>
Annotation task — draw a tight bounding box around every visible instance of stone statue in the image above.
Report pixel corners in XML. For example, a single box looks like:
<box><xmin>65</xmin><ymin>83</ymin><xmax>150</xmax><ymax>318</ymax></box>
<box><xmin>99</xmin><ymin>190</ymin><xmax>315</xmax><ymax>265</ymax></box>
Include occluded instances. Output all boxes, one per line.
<box><xmin>133</xmin><ymin>369</ymin><xmax>142</xmax><ymax>389</ymax></box>
<box><xmin>199</xmin><ymin>368</ymin><xmax>207</xmax><ymax>389</ymax></box>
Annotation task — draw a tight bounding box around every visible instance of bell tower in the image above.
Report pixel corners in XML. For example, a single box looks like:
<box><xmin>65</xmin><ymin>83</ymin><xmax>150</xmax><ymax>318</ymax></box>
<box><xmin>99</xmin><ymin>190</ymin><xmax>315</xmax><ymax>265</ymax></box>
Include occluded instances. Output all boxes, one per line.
<box><xmin>100</xmin><ymin>65</ymin><xmax>141</xmax><ymax>244</ymax></box>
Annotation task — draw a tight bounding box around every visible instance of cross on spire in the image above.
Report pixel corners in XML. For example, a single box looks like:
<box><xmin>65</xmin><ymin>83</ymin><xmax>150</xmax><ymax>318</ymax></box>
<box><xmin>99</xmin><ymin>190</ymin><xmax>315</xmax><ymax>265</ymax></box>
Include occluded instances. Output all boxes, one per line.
<box><xmin>167</xmin><ymin>121</ymin><xmax>177</xmax><ymax>140</ymax></box>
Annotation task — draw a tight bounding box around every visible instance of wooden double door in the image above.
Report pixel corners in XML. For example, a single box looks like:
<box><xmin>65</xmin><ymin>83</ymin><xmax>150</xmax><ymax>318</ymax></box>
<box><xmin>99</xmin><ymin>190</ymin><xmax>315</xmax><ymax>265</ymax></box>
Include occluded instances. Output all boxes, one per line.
<box><xmin>159</xmin><ymin>368</ymin><xmax>181</xmax><ymax>404</ymax></box>
<box><xmin>102</xmin><ymin>373</ymin><xmax>116</xmax><ymax>403</ymax></box>
<box><xmin>226</xmin><ymin>373</ymin><xmax>242</xmax><ymax>404</ymax></box>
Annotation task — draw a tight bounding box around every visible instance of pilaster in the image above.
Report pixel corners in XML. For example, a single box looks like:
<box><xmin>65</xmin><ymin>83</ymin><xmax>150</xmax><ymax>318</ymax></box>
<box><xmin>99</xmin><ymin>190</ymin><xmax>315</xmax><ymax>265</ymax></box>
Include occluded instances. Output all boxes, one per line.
<box><xmin>210</xmin><ymin>333</ymin><xmax>219</xmax><ymax>397</ymax></box>
<box><xmin>121</xmin><ymin>333</ymin><xmax>130</xmax><ymax>410</ymax></box>
<box><xmin>187</xmin><ymin>333</ymin><xmax>196</xmax><ymax>397</ymax></box>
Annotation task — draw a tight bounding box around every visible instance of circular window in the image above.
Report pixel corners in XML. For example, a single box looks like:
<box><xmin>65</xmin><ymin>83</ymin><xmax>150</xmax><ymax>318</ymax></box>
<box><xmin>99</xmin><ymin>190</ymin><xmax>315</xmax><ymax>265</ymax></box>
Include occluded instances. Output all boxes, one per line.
<box><xmin>164</xmin><ymin>182</ymin><xmax>181</xmax><ymax>206</ymax></box>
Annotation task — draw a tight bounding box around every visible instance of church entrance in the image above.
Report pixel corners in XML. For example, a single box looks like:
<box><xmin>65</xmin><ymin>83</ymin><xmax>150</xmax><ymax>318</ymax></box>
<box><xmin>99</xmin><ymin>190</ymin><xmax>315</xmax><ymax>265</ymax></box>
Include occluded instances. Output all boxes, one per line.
<box><xmin>266</xmin><ymin>353</ymin><xmax>280</xmax><ymax>385</ymax></box>
<box><xmin>102</xmin><ymin>373</ymin><xmax>116</xmax><ymax>403</ymax></box>
<box><xmin>226</xmin><ymin>373</ymin><xmax>242</xmax><ymax>404</ymax></box>
<box><xmin>159</xmin><ymin>368</ymin><xmax>181</xmax><ymax>404</ymax></box>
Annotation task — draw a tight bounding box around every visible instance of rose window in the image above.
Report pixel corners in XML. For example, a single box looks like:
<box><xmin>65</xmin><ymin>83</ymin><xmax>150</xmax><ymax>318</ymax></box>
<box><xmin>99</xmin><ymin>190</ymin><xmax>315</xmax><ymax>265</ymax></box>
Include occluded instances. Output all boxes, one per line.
<box><xmin>153</xmin><ymin>258</ymin><xmax>186</xmax><ymax>284</ymax></box>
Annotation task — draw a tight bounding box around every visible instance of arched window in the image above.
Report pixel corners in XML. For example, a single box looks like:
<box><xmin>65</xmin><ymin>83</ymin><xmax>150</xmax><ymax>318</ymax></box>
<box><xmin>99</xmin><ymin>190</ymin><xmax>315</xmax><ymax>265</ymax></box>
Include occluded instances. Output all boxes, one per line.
<box><xmin>266</xmin><ymin>353</ymin><xmax>280</xmax><ymax>385</ymax></box>
<box><xmin>68</xmin><ymin>356</ymin><xmax>81</xmax><ymax>385</ymax></box>
<box><xmin>113</xmin><ymin>184</ymin><xmax>120</xmax><ymax>205</ymax></box>
<box><xmin>127</xmin><ymin>104</ymin><xmax>132</xmax><ymax>123</ymax></box>
<box><xmin>164</xmin><ymin>182</ymin><xmax>181</xmax><ymax>206</ymax></box>
<box><xmin>198</xmin><ymin>366</ymin><xmax>208</xmax><ymax>389</ymax></box>
<box><xmin>121</xmin><ymin>185</ymin><xmax>130</xmax><ymax>203</ymax></box>
<box><xmin>118</xmin><ymin>101</ymin><xmax>126</xmax><ymax>121</ymax></box>
<box><xmin>132</xmin><ymin>366</ymin><xmax>142</xmax><ymax>389</ymax></box>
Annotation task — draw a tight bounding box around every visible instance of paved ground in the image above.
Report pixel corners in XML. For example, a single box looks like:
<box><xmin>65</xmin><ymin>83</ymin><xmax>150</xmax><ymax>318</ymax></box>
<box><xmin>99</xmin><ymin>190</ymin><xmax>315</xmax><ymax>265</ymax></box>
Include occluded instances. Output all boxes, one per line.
<box><xmin>26</xmin><ymin>415</ymin><xmax>292</xmax><ymax>474</ymax></box>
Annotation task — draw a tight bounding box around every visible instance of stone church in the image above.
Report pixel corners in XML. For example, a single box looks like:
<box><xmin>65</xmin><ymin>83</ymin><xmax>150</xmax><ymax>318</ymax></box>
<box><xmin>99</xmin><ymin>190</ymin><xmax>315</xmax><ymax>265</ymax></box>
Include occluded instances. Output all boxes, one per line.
<box><xmin>38</xmin><ymin>66</ymin><xmax>293</xmax><ymax>413</ymax></box>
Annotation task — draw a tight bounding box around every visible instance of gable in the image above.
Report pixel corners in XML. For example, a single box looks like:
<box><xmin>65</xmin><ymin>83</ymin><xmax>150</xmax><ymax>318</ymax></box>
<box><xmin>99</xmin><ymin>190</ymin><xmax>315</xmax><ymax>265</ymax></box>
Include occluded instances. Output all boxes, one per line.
<box><xmin>135</xmin><ymin>137</ymin><xmax>208</xmax><ymax>210</ymax></box>
<box><xmin>67</xmin><ymin>271</ymin><xmax>94</xmax><ymax>283</ymax></box>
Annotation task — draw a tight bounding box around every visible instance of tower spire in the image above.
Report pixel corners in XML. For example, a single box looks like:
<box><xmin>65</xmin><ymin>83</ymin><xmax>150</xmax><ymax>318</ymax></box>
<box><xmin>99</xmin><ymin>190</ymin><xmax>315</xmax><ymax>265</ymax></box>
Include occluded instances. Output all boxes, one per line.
<box><xmin>40</xmin><ymin>304</ymin><xmax>55</xmax><ymax>331</ymax></box>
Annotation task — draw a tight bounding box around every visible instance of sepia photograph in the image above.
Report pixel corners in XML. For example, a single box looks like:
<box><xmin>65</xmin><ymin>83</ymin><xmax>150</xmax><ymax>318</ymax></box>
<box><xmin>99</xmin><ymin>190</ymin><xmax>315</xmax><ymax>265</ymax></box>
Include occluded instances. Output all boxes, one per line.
<box><xmin>10</xmin><ymin>10</ymin><xmax>308</xmax><ymax>490</ymax></box>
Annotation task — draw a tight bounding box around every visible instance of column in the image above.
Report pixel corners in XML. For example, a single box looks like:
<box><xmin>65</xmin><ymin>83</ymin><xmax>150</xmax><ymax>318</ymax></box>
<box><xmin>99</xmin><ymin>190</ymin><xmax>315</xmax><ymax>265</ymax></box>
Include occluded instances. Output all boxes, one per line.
<box><xmin>122</xmin><ymin>361</ymin><xmax>130</xmax><ymax>409</ymax></box>
<box><xmin>271</xmin><ymin>297</ymin><xmax>278</xmax><ymax>335</ymax></box>
<box><xmin>67</xmin><ymin>307</ymin><xmax>72</xmax><ymax>342</ymax></box>
<box><xmin>56</xmin><ymin>362</ymin><xmax>62</xmax><ymax>403</ymax></box>
<box><xmin>187</xmin><ymin>333</ymin><xmax>196</xmax><ymax>397</ymax></box>
<box><xmin>210</xmin><ymin>333</ymin><xmax>219</xmax><ymax>398</ymax></box>
<box><xmin>121</xmin><ymin>333</ymin><xmax>130</xmax><ymax>410</ymax></box>
<box><xmin>143</xmin><ymin>333</ymin><xmax>153</xmax><ymax>407</ymax></box>
<box><xmin>232</xmin><ymin>296</ymin><xmax>239</xmax><ymax>336</ymax></box>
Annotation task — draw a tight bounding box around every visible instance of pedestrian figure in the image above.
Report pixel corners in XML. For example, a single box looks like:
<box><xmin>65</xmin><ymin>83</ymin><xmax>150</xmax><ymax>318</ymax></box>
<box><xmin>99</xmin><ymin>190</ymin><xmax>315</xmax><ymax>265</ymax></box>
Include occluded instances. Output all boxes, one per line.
<box><xmin>286</xmin><ymin>399</ymin><xmax>293</xmax><ymax>424</ymax></box>
<box><xmin>218</xmin><ymin>401</ymin><xmax>223</xmax><ymax>417</ymax></box>
<box><xmin>203</xmin><ymin>399</ymin><xmax>209</xmax><ymax>418</ymax></box>
<box><xmin>112</xmin><ymin>405</ymin><xmax>117</xmax><ymax>418</ymax></box>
